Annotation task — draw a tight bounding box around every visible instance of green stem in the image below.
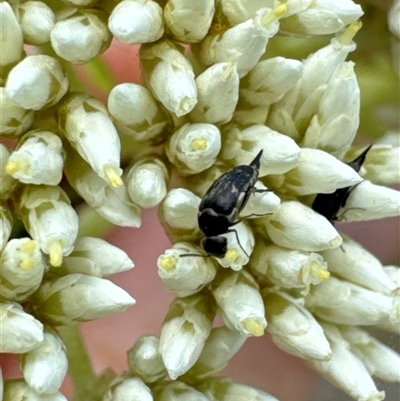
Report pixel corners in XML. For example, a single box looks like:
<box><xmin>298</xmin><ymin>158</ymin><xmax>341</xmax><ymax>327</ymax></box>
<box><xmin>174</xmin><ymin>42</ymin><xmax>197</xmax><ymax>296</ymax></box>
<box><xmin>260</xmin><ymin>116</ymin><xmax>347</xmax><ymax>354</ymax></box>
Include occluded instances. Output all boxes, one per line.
<box><xmin>58</xmin><ymin>325</ymin><xmax>98</xmax><ymax>401</ymax></box>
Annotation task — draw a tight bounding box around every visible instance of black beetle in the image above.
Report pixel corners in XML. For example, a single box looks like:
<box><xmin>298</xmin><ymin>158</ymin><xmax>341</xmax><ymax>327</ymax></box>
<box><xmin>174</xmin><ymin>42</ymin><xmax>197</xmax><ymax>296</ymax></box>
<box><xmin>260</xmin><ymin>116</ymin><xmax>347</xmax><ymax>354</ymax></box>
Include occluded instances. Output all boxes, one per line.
<box><xmin>182</xmin><ymin>150</ymin><xmax>266</xmax><ymax>258</ymax></box>
<box><xmin>311</xmin><ymin>145</ymin><xmax>372</xmax><ymax>224</ymax></box>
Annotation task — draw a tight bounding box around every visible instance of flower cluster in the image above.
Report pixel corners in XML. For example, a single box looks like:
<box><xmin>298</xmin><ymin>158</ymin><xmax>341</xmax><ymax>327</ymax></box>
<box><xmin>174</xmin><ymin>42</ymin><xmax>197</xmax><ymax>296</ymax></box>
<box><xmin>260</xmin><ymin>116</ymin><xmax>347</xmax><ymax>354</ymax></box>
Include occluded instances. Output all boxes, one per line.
<box><xmin>1</xmin><ymin>1</ymin><xmax>399</xmax><ymax>401</ymax></box>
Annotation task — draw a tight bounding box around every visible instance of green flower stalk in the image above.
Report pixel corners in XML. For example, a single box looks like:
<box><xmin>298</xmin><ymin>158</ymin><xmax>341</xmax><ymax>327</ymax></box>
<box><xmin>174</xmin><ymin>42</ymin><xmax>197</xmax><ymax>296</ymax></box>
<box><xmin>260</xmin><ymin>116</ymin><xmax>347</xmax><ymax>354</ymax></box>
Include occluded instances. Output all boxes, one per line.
<box><xmin>1</xmin><ymin>1</ymin><xmax>399</xmax><ymax>400</ymax></box>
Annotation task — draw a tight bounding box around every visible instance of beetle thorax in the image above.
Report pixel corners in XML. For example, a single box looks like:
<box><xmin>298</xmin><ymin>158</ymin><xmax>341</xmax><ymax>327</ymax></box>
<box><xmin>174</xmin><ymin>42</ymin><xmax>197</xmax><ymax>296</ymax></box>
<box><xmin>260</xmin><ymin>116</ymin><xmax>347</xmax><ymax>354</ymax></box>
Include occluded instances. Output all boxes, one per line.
<box><xmin>198</xmin><ymin>208</ymin><xmax>230</xmax><ymax>237</ymax></box>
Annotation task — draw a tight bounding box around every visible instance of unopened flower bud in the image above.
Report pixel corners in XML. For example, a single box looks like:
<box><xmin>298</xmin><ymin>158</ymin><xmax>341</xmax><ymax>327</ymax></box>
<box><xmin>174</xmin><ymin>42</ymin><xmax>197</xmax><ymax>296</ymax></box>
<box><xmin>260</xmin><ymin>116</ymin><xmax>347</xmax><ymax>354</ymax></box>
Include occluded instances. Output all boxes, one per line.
<box><xmin>157</xmin><ymin>243</ymin><xmax>217</xmax><ymax>297</ymax></box>
<box><xmin>212</xmin><ymin>269</ymin><xmax>266</xmax><ymax>336</ymax></box>
<box><xmin>164</xmin><ymin>0</ymin><xmax>214</xmax><ymax>43</ymax></box>
<box><xmin>190</xmin><ymin>62</ymin><xmax>239</xmax><ymax>124</ymax></box>
<box><xmin>60</xmin><ymin>236</ymin><xmax>134</xmax><ymax>277</ymax></box>
<box><xmin>59</xmin><ymin>93</ymin><xmax>123</xmax><ymax>187</ymax></box>
<box><xmin>108</xmin><ymin>83</ymin><xmax>170</xmax><ymax>144</ymax></box>
<box><xmin>21</xmin><ymin>328</ymin><xmax>68</xmax><ymax>394</ymax></box>
<box><xmin>383</xmin><ymin>265</ymin><xmax>400</xmax><ymax>288</ymax></box>
<box><xmin>263</xmin><ymin>290</ymin><xmax>331</xmax><ymax>360</ymax></box>
<box><xmin>166</xmin><ymin>123</ymin><xmax>221</xmax><ymax>175</ymax></box>
<box><xmin>0</xmin><ymin>87</ymin><xmax>35</xmax><ymax>137</ymax></box>
<box><xmin>17</xmin><ymin>185</ymin><xmax>79</xmax><ymax>267</ymax></box>
<box><xmin>17</xmin><ymin>1</ymin><xmax>55</xmax><ymax>45</ymax></box>
<box><xmin>280</xmin><ymin>1</ymin><xmax>363</xmax><ymax>35</ymax></box>
<box><xmin>261</xmin><ymin>201</ymin><xmax>342</xmax><ymax>251</ymax></box>
<box><xmin>109</xmin><ymin>0</ymin><xmax>164</xmax><ymax>44</ymax></box>
<box><xmin>197</xmin><ymin>377</ymin><xmax>279</xmax><ymax>401</ymax></box>
<box><xmin>321</xmin><ymin>235</ymin><xmax>397</xmax><ymax>295</ymax></box>
<box><xmin>0</xmin><ymin>144</ymin><xmax>17</xmax><ymax>200</ymax></box>
<box><xmin>251</xmin><ymin>242</ymin><xmax>329</xmax><ymax>294</ymax></box>
<box><xmin>0</xmin><ymin>302</ymin><xmax>43</xmax><ymax>353</ymax></box>
<box><xmin>0</xmin><ymin>204</ymin><xmax>12</xmax><ymax>251</ymax></box>
<box><xmin>159</xmin><ymin>188</ymin><xmax>201</xmax><ymax>242</ymax></box>
<box><xmin>3</xmin><ymin>379</ymin><xmax>68</xmax><ymax>401</ymax></box>
<box><xmin>64</xmin><ymin>148</ymin><xmax>141</xmax><ymax>228</ymax></box>
<box><xmin>51</xmin><ymin>9</ymin><xmax>112</xmax><ymax>63</ymax></box>
<box><xmin>159</xmin><ymin>292</ymin><xmax>216</xmax><ymax>379</ymax></box>
<box><xmin>127</xmin><ymin>157</ymin><xmax>168</xmax><ymax>208</ymax></box>
<box><xmin>281</xmin><ymin>148</ymin><xmax>362</xmax><ymax>196</ymax></box>
<box><xmin>0</xmin><ymin>238</ymin><xmax>45</xmax><ymax>302</ymax></box>
<box><xmin>343</xmin><ymin>179</ymin><xmax>400</xmax><ymax>221</ymax></box>
<box><xmin>6</xmin><ymin>130</ymin><xmax>64</xmax><ymax>185</ymax></box>
<box><xmin>127</xmin><ymin>335</ymin><xmax>167</xmax><ymax>382</ymax></box>
<box><xmin>305</xmin><ymin>277</ymin><xmax>397</xmax><ymax>326</ymax></box>
<box><xmin>307</xmin><ymin>323</ymin><xmax>385</xmax><ymax>401</ymax></box>
<box><xmin>220</xmin><ymin>125</ymin><xmax>300</xmax><ymax>176</ymax></box>
<box><xmin>153</xmin><ymin>380</ymin><xmax>208</xmax><ymax>401</ymax></box>
<box><xmin>241</xmin><ymin>181</ymin><xmax>280</xmax><ymax>217</ymax></box>
<box><xmin>0</xmin><ymin>2</ymin><xmax>24</xmax><ymax>76</ymax></box>
<box><xmin>102</xmin><ymin>376</ymin><xmax>153</xmax><ymax>401</ymax></box>
<box><xmin>31</xmin><ymin>273</ymin><xmax>135</xmax><ymax>326</ymax></box>
<box><xmin>140</xmin><ymin>40</ymin><xmax>197</xmax><ymax>116</ymax></box>
<box><xmin>5</xmin><ymin>55</ymin><xmax>69</xmax><ymax>110</ymax></box>
<box><xmin>182</xmin><ymin>326</ymin><xmax>246</xmax><ymax>381</ymax></box>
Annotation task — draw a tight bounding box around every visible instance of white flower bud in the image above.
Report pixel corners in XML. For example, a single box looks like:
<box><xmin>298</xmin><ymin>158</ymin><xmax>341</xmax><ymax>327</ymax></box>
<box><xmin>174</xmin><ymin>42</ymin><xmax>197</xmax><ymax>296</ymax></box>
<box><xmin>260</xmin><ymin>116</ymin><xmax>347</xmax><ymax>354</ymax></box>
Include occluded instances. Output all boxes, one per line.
<box><xmin>281</xmin><ymin>148</ymin><xmax>362</xmax><ymax>195</ymax></box>
<box><xmin>212</xmin><ymin>269</ymin><xmax>266</xmax><ymax>337</ymax></box>
<box><xmin>109</xmin><ymin>0</ymin><xmax>163</xmax><ymax>44</ymax></box>
<box><xmin>164</xmin><ymin>0</ymin><xmax>214</xmax><ymax>43</ymax></box>
<box><xmin>61</xmin><ymin>236</ymin><xmax>134</xmax><ymax>277</ymax></box>
<box><xmin>215</xmin><ymin>221</ymin><xmax>254</xmax><ymax>271</ymax></box>
<box><xmin>239</xmin><ymin>57</ymin><xmax>303</xmax><ymax>106</ymax></box>
<box><xmin>321</xmin><ymin>235</ymin><xmax>397</xmax><ymax>295</ymax></box>
<box><xmin>140</xmin><ymin>40</ymin><xmax>197</xmax><ymax>116</ymax></box>
<box><xmin>0</xmin><ymin>144</ymin><xmax>17</xmax><ymax>200</ymax></box>
<box><xmin>0</xmin><ymin>87</ymin><xmax>35</xmax><ymax>137</ymax></box>
<box><xmin>0</xmin><ymin>204</ymin><xmax>12</xmax><ymax>251</ymax></box>
<box><xmin>59</xmin><ymin>94</ymin><xmax>123</xmax><ymax>187</ymax></box>
<box><xmin>241</xmin><ymin>181</ymin><xmax>281</xmax><ymax>217</ymax></box>
<box><xmin>64</xmin><ymin>148</ymin><xmax>141</xmax><ymax>228</ymax></box>
<box><xmin>17</xmin><ymin>1</ymin><xmax>55</xmax><ymax>45</ymax></box>
<box><xmin>197</xmin><ymin>377</ymin><xmax>279</xmax><ymax>401</ymax></box>
<box><xmin>261</xmin><ymin>201</ymin><xmax>342</xmax><ymax>251</ymax></box>
<box><xmin>157</xmin><ymin>243</ymin><xmax>217</xmax><ymax>297</ymax></box>
<box><xmin>6</xmin><ymin>130</ymin><xmax>64</xmax><ymax>185</ymax></box>
<box><xmin>305</xmin><ymin>276</ymin><xmax>397</xmax><ymax>326</ymax></box>
<box><xmin>3</xmin><ymin>379</ymin><xmax>67</xmax><ymax>401</ymax></box>
<box><xmin>102</xmin><ymin>376</ymin><xmax>153</xmax><ymax>401</ymax></box>
<box><xmin>183</xmin><ymin>326</ymin><xmax>246</xmax><ymax>380</ymax></box>
<box><xmin>251</xmin><ymin>242</ymin><xmax>329</xmax><ymax>295</ymax></box>
<box><xmin>340</xmin><ymin>326</ymin><xmax>400</xmax><ymax>383</ymax></box>
<box><xmin>190</xmin><ymin>62</ymin><xmax>239</xmax><ymax>124</ymax></box>
<box><xmin>341</xmin><ymin>180</ymin><xmax>400</xmax><ymax>221</ymax></box>
<box><xmin>31</xmin><ymin>273</ymin><xmax>135</xmax><ymax>325</ymax></box>
<box><xmin>127</xmin><ymin>157</ymin><xmax>168</xmax><ymax>208</ymax></box>
<box><xmin>166</xmin><ymin>123</ymin><xmax>221</xmax><ymax>175</ymax></box>
<box><xmin>359</xmin><ymin>142</ymin><xmax>400</xmax><ymax>185</ymax></box>
<box><xmin>0</xmin><ymin>2</ymin><xmax>24</xmax><ymax>74</ymax></box>
<box><xmin>383</xmin><ymin>265</ymin><xmax>400</xmax><ymax>287</ymax></box>
<box><xmin>389</xmin><ymin>0</ymin><xmax>400</xmax><ymax>38</ymax></box>
<box><xmin>263</xmin><ymin>290</ymin><xmax>331</xmax><ymax>361</ymax></box>
<box><xmin>17</xmin><ymin>185</ymin><xmax>79</xmax><ymax>267</ymax></box>
<box><xmin>160</xmin><ymin>188</ymin><xmax>200</xmax><ymax>241</ymax></box>
<box><xmin>5</xmin><ymin>55</ymin><xmax>69</xmax><ymax>110</ymax></box>
<box><xmin>0</xmin><ymin>302</ymin><xmax>43</xmax><ymax>353</ymax></box>
<box><xmin>51</xmin><ymin>9</ymin><xmax>112</xmax><ymax>63</ymax></box>
<box><xmin>197</xmin><ymin>5</ymin><xmax>287</xmax><ymax>77</ymax></box>
<box><xmin>308</xmin><ymin>323</ymin><xmax>385</xmax><ymax>401</ymax></box>
<box><xmin>0</xmin><ymin>238</ymin><xmax>45</xmax><ymax>302</ymax></box>
<box><xmin>220</xmin><ymin>125</ymin><xmax>300</xmax><ymax>176</ymax></box>
<box><xmin>21</xmin><ymin>328</ymin><xmax>68</xmax><ymax>394</ymax></box>
<box><xmin>302</xmin><ymin>62</ymin><xmax>360</xmax><ymax>157</ymax></box>
<box><xmin>108</xmin><ymin>83</ymin><xmax>170</xmax><ymax>144</ymax></box>
<box><xmin>159</xmin><ymin>293</ymin><xmax>216</xmax><ymax>379</ymax></box>
<box><xmin>127</xmin><ymin>335</ymin><xmax>167</xmax><ymax>382</ymax></box>
<box><xmin>153</xmin><ymin>380</ymin><xmax>208</xmax><ymax>401</ymax></box>
<box><xmin>280</xmin><ymin>0</ymin><xmax>363</xmax><ymax>36</ymax></box>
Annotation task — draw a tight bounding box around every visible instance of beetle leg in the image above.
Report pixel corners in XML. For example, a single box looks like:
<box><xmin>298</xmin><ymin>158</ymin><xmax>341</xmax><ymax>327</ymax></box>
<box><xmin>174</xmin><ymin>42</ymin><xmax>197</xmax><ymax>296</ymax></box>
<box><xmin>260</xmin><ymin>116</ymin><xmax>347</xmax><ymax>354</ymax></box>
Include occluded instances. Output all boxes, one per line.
<box><xmin>226</xmin><ymin>228</ymin><xmax>250</xmax><ymax>258</ymax></box>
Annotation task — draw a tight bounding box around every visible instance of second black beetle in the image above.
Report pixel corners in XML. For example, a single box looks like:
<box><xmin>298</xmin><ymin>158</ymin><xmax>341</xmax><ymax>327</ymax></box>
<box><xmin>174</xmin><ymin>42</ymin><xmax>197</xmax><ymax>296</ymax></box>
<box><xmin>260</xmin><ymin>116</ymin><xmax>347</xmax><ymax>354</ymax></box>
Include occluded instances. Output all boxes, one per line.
<box><xmin>193</xmin><ymin>149</ymin><xmax>266</xmax><ymax>258</ymax></box>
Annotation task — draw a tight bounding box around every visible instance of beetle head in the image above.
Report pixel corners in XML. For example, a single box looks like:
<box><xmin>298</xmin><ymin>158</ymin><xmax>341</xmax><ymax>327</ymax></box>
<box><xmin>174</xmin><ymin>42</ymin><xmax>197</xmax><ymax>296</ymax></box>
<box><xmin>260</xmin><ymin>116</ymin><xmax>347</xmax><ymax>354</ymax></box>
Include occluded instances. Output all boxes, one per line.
<box><xmin>201</xmin><ymin>236</ymin><xmax>227</xmax><ymax>258</ymax></box>
<box><xmin>198</xmin><ymin>208</ymin><xmax>230</xmax><ymax>237</ymax></box>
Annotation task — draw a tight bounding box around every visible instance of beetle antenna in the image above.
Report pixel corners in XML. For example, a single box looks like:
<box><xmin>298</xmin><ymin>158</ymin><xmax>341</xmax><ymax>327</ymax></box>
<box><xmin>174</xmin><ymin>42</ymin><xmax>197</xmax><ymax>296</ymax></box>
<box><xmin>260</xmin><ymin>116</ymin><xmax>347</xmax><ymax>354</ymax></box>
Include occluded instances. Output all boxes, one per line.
<box><xmin>179</xmin><ymin>253</ymin><xmax>210</xmax><ymax>258</ymax></box>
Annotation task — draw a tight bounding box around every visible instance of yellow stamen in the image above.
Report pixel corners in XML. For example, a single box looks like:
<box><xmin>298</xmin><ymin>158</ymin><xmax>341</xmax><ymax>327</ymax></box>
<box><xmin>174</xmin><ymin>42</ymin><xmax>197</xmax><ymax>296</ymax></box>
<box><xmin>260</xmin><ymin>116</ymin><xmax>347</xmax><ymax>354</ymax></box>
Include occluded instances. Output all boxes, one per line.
<box><xmin>49</xmin><ymin>240</ymin><xmax>63</xmax><ymax>267</ymax></box>
<box><xmin>21</xmin><ymin>240</ymin><xmax>36</xmax><ymax>253</ymax></box>
<box><xmin>191</xmin><ymin>138</ymin><xmax>207</xmax><ymax>151</ymax></box>
<box><xmin>338</xmin><ymin>20</ymin><xmax>362</xmax><ymax>46</ymax></box>
<box><xmin>261</xmin><ymin>4</ymin><xmax>288</xmax><ymax>26</ymax></box>
<box><xmin>160</xmin><ymin>255</ymin><xmax>178</xmax><ymax>273</ymax></box>
<box><xmin>104</xmin><ymin>165</ymin><xmax>123</xmax><ymax>188</ymax></box>
<box><xmin>242</xmin><ymin>318</ymin><xmax>265</xmax><ymax>337</ymax></box>
<box><xmin>20</xmin><ymin>259</ymin><xmax>33</xmax><ymax>270</ymax></box>
<box><xmin>6</xmin><ymin>159</ymin><xmax>31</xmax><ymax>175</ymax></box>
<box><xmin>225</xmin><ymin>248</ymin><xmax>240</xmax><ymax>263</ymax></box>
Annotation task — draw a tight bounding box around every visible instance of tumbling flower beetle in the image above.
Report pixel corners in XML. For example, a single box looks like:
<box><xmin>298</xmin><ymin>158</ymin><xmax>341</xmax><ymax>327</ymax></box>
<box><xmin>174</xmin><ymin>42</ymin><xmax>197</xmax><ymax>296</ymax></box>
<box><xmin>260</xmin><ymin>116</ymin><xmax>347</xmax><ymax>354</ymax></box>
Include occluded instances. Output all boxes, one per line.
<box><xmin>312</xmin><ymin>145</ymin><xmax>372</xmax><ymax>224</ymax></box>
<box><xmin>182</xmin><ymin>150</ymin><xmax>267</xmax><ymax>258</ymax></box>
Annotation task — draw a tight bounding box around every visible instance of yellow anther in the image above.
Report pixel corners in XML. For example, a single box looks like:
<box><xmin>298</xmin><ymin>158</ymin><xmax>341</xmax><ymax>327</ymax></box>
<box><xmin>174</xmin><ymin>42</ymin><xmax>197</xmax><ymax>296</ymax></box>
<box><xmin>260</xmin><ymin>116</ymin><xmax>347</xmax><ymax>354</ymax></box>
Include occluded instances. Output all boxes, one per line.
<box><xmin>225</xmin><ymin>248</ymin><xmax>240</xmax><ymax>263</ymax></box>
<box><xmin>21</xmin><ymin>240</ymin><xmax>36</xmax><ymax>253</ymax></box>
<box><xmin>338</xmin><ymin>20</ymin><xmax>362</xmax><ymax>46</ymax></box>
<box><xmin>261</xmin><ymin>3</ymin><xmax>288</xmax><ymax>26</ymax></box>
<box><xmin>310</xmin><ymin>261</ymin><xmax>331</xmax><ymax>281</ymax></box>
<box><xmin>20</xmin><ymin>259</ymin><xmax>33</xmax><ymax>270</ymax></box>
<box><xmin>104</xmin><ymin>165</ymin><xmax>123</xmax><ymax>188</ymax></box>
<box><xmin>192</xmin><ymin>138</ymin><xmax>207</xmax><ymax>151</ymax></box>
<box><xmin>49</xmin><ymin>240</ymin><xmax>63</xmax><ymax>267</ymax></box>
<box><xmin>160</xmin><ymin>255</ymin><xmax>178</xmax><ymax>273</ymax></box>
<box><xmin>6</xmin><ymin>159</ymin><xmax>31</xmax><ymax>175</ymax></box>
<box><xmin>242</xmin><ymin>318</ymin><xmax>265</xmax><ymax>337</ymax></box>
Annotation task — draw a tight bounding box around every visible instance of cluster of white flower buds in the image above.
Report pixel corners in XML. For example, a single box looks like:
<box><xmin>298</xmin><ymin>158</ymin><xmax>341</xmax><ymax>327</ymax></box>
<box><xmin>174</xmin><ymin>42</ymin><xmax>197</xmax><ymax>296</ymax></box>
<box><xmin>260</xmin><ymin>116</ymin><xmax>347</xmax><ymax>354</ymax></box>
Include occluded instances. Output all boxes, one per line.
<box><xmin>1</xmin><ymin>0</ymin><xmax>399</xmax><ymax>400</ymax></box>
